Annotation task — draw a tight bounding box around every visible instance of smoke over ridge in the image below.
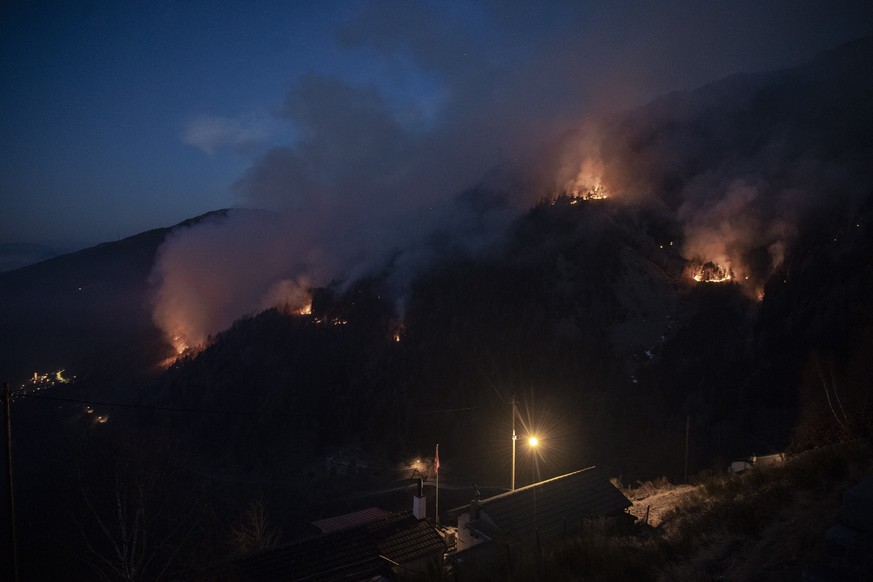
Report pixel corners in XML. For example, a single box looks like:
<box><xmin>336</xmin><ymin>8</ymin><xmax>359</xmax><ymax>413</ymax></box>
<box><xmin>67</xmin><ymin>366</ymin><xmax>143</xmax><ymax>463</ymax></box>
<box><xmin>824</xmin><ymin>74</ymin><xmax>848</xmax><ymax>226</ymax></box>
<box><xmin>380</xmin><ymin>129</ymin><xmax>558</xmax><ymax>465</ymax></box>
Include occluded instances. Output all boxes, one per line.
<box><xmin>150</xmin><ymin>2</ymin><xmax>873</xmax><ymax>351</ymax></box>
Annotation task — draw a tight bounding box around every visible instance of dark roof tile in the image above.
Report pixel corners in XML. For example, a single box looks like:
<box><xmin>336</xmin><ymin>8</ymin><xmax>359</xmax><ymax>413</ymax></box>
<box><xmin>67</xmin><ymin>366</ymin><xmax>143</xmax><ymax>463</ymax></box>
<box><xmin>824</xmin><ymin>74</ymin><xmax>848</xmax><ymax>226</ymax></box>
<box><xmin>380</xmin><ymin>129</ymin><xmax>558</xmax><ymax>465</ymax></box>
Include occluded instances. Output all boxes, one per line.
<box><xmin>474</xmin><ymin>466</ymin><xmax>630</xmax><ymax>537</ymax></box>
<box><xmin>235</xmin><ymin>511</ymin><xmax>443</xmax><ymax>581</ymax></box>
<box><xmin>311</xmin><ymin>507</ymin><xmax>391</xmax><ymax>534</ymax></box>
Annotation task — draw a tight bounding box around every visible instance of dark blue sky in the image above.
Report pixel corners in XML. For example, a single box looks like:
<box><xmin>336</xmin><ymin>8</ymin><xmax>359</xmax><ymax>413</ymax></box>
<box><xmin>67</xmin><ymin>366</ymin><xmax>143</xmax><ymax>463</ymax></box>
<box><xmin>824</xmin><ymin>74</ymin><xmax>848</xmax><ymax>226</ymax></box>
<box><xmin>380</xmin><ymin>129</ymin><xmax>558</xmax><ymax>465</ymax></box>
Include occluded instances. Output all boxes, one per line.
<box><xmin>2</xmin><ymin>0</ymin><xmax>871</xmax><ymax>250</ymax></box>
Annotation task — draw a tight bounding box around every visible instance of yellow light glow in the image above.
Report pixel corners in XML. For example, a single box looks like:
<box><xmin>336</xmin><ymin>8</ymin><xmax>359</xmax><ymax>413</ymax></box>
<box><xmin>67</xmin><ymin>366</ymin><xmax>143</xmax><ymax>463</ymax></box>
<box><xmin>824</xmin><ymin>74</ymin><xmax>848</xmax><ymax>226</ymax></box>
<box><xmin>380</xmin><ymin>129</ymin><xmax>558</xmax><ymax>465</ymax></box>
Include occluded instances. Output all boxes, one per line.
<box><xmin>528</xmin><ymin>436</ymin><xmax>539</xmax><ymax>447</ymax></box>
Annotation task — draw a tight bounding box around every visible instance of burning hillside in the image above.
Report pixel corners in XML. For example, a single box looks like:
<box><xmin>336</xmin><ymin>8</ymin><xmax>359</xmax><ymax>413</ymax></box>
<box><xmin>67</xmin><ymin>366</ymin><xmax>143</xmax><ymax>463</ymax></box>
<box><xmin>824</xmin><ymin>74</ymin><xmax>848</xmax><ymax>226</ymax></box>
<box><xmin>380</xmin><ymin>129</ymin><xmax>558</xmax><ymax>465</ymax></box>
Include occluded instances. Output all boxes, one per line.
<box><xmin>562</xmin><ymin>184</ymin><xmax>610</xmax><ymax>204</ymax></box>
<box><xmin>139</xmin><ymin>37</ymin><xmax>873</xmax><ymax>371</ymax></box>
<box><xmin>294</xmin><ymin>299</ymin><xmax>313</xmax><ymax>316</ymax></box>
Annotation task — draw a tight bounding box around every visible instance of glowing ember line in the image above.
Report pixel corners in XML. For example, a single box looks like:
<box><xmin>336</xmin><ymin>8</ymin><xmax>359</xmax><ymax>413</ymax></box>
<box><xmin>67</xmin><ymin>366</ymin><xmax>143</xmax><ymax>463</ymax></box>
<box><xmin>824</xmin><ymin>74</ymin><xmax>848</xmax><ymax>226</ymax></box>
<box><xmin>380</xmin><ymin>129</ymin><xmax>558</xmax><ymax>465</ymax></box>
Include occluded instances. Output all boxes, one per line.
<box><xmin>312</xmin><ymin>316</ymin><xmax>348</xmax><ymax>325</ymax></box>
<box><xmin>691</xmin><ymin>261</ymin><xmax>732</xmax><ymax>283</ymax></box>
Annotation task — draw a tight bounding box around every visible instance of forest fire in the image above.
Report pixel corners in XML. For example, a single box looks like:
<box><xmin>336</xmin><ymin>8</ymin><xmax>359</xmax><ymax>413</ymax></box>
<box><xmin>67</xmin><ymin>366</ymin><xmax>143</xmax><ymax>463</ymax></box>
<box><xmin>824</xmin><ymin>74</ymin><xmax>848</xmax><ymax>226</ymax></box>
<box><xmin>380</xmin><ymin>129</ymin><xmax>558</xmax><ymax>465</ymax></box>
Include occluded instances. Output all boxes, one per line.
<box><xmin>561</xmin><ymin>148</ymin><xmax>610</xmax><ymax>202</ymax></box>
<box><xmin>691</xmin><ymin>261</ymin><xmax>733</xmax><ymax>283</ymax></box>
<box><xmin>569</xmin><ymin>184</ymin><xmax>609</xmax><ymax>201</ymax></box>
<box><xmin>157</xmin><ymin>333</ymin><xmax>205</xmax><ymax>368</ymax></box>
<box><xmin>287</xmin><ymin>293</ymin><xmax>348</xmax><ymax>325</ymax></box>
<box><xmin>554</xmin><ymin>185</ymin><xmax>610</xmax><ymax>206</ymax></box>
<box><xmin>313</xmin><ymin>316</ymin><xmax>348</xmax><ymax>326</ymax></box>
<box><xmin>295</xmin><ymin>301</ymin><xmax>313</xmax><ymax>315</ymax></box>
<box><xmin>172</xmin><ymin>334</ymin><xmax>190</xmax><ymax>354</ymax></box>
<box><xmin>390</xmin><ymin>320</ymin><xmax>406</xmax><ymax>343</ymax></box>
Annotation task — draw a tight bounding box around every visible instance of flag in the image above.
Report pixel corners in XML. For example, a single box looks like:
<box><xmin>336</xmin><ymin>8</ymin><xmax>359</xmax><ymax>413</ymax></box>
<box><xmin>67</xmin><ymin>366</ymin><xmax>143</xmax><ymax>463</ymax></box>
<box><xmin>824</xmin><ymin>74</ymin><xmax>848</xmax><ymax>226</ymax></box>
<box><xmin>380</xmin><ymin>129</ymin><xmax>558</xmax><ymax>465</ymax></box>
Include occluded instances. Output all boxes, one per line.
<box><xmin>434</xmin><ymin>444</ymin><xmax>440</xmax><ymax>474</ymax></box>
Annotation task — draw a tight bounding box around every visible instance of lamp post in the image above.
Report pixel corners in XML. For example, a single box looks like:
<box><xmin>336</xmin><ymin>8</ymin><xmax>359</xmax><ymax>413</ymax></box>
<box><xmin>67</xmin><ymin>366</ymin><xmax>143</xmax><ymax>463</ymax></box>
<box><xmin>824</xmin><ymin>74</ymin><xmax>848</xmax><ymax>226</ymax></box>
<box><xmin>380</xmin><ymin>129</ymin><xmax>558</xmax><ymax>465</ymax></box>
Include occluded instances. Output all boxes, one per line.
<box><xmin>510</xmin><ymin>395</ymin><xmax>518</xmax><ymax>490</ymax></box>
<box><xmin>528</xmin><ymin>435</ymin><xmax>539</xmax><ymax>485</ymax></box>
<box><xmin>528</xmin><ymin>434</ymin><xmax>539</xmax><ymax>531</ymax></box>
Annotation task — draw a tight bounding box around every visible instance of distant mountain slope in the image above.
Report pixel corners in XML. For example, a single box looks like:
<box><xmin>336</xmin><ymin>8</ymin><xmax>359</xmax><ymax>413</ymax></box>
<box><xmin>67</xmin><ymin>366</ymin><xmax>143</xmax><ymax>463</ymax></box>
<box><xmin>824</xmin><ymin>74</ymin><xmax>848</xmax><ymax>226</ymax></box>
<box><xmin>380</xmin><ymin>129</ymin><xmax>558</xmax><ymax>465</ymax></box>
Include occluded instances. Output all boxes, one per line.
<box><xmin>0</xmin><ymin>242</ymin><xmax>59</xmax><ymax>273</ymax></box>
<box><xmin>0</xmin><ymin>210</ymin><xmax>230</xmax><ymax>385</ymax></box>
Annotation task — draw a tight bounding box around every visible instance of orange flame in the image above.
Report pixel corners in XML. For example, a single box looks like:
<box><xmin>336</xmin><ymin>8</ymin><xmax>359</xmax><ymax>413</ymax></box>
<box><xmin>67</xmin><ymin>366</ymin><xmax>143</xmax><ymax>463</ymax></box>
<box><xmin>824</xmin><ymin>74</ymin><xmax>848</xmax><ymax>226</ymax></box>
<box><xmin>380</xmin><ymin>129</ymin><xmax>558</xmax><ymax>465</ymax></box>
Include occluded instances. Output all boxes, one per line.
<box><xmin>294</xmin><ymin>298</ymin><xmax>313</xmax><ymax>316</ymax></box>
<box><xmin>564</xmin><ymin>153</ymin><xmax>610</xmax><ymax>200</ymax></box>
<box><xmin>172</xmin><ymin>334</ymin><xmax>190</xmax><ymax>354</ymax></box>
<box><xmin>390</xmin><ymin>319</ymin><xmax>405</xmax><ymax>343</ymax></box>
<box><xmin>158</xmin><ymin>332</ymin><xmax>204</xmax><ymax>368</ymax></box>
<box><xmin>569</xmin><ymin>184</ymin><xmax>609</xmax><ymax>201</ymax></box>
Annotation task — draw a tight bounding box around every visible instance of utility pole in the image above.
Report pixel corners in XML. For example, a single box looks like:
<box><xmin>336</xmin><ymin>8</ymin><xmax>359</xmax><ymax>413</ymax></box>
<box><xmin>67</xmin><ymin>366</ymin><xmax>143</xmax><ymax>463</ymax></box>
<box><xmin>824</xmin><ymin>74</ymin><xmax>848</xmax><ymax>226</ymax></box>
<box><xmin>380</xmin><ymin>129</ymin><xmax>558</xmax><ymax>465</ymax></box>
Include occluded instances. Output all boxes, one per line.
<box><xmin>434</xmin><ymin>444</ymin><xmax>440</xmax><ymax>525</ymax></box>
<box><xmin>511</xmin><ymin>394</ymin><xmax>517</xmax><ymax>491</ymax></box>
<box><xmin>3</xmin><ymin>382</ymin><xmax>18</xmax><ymax>582</ymax></box>
<box><xmin>684</xmin><ymin>414</ymin><xmax>690</xmax><ymax>483</ymax></box>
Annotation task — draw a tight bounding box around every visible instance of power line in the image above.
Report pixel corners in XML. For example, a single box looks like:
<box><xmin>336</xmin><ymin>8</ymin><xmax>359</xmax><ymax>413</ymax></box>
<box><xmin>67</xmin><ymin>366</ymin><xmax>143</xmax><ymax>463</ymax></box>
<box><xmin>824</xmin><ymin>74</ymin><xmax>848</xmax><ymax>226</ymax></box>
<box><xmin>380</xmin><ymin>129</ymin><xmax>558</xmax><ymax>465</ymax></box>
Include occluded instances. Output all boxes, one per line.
<box><xmin>18</xmin><ymin>393</ymin><xmax>304</xmax><ymax>418</ymax></box>
<box><xmin>476</xmin><ymin>364</ymin><xmax>508</xmax><ymax>406</ymax></box>
<box><xmin>20</xmin><ymin>393</ymin><xmax>476</xmax><ymax>418</ymax></box>
<box><xmin>413</xmin><ymin>406</ymin><xmax>479</xmax><ymax>414</ymax></box>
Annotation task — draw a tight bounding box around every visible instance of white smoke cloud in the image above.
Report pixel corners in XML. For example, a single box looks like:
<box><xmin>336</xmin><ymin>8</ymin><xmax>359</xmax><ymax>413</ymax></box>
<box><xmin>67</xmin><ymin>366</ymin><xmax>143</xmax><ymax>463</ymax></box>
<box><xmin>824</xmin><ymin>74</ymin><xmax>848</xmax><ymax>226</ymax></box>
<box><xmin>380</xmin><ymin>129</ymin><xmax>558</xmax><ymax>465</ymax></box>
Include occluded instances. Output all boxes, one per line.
<box><xmin>183</xmin><ymin>113</ymin><xmax>276</xmax><ymax>155</ymax></box>
<box><xmin>680</xmin><ymin>180</ymin><xmax>764</xmax><ymax>280</ymax></box>
<box><xmin>150</xmin><ymin>210</ymin><xmax>335</xmax><ymax>348</ymax></box>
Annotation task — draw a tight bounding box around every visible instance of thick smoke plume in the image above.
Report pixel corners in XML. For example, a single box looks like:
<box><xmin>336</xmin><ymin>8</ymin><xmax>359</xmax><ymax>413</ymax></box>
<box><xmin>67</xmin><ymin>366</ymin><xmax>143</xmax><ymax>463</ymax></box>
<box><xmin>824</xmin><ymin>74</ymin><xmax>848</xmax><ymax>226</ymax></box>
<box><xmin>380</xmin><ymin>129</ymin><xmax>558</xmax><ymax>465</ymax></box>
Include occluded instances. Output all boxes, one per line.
<box><xmin>151</xmin><ymin>1</ymin><xmax>873</xmax><ymax>350</ymax></box>
<box><xmin>150</xmin><ymin>211</ymin><xmax>323</xmax><ymax>350</ymax></box>
<box><xmin>587</xmin><ymin>36</ymin><xmax>873</xmax><ymax>292</ymax></box>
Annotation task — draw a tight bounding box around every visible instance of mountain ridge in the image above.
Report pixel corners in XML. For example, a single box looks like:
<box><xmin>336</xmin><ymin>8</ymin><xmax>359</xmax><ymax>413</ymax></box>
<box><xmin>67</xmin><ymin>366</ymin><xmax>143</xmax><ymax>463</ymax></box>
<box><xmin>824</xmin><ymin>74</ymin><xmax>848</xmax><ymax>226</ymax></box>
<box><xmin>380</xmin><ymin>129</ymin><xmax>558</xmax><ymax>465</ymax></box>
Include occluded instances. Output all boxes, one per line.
<box><xmin>2</xmin><ymin>36</ymin><xmax>871</xmax><ymax>480</ymax></box>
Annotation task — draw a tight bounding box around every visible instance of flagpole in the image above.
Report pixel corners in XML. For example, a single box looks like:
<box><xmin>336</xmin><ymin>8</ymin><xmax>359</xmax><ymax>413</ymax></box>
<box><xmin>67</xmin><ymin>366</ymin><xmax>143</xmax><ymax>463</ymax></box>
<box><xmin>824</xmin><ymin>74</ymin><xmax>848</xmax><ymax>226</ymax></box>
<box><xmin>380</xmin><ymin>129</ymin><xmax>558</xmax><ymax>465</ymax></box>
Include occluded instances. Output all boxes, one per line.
<box><xmin>435</xmin><ymin>444</ymin><xmax>440</xmax><ymax>525</ymax></box>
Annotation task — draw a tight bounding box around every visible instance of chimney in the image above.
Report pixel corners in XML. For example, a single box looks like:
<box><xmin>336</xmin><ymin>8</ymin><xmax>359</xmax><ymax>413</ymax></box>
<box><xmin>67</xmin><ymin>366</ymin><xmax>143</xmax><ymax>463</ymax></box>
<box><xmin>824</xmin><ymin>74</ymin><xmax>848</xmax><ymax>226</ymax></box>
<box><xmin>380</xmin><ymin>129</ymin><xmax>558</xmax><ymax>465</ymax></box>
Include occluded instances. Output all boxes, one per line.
<box><xmin>413</xmin><ymin>477</ymin><xmax>426</xmax><ymax>520</ymax></box>
<box><xmin>470</xmin><ymin>499</ymin><xmax>480</xmax><ymax>521</ymax></box>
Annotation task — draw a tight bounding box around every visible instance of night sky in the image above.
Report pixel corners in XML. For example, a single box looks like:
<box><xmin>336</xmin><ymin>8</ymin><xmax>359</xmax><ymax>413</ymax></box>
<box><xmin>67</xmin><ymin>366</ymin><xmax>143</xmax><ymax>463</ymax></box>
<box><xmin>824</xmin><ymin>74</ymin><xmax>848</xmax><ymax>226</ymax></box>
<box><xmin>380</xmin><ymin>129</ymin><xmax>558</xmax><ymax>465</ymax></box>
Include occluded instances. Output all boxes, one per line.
<box><xmin>2</xmin><ymin>0</ymin><xmax>871</xmax><ymax>251</ymax></box>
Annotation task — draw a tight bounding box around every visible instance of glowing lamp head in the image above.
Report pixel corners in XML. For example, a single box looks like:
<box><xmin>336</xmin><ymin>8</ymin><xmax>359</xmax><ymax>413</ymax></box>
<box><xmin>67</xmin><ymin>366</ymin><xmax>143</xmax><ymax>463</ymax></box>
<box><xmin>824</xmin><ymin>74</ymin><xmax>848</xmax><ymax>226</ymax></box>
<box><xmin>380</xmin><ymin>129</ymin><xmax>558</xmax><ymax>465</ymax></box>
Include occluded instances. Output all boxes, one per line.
<box><xmin>528</xmin><ymin>436</ymin><xmax>539</xmax><ymax>447</ymax></box>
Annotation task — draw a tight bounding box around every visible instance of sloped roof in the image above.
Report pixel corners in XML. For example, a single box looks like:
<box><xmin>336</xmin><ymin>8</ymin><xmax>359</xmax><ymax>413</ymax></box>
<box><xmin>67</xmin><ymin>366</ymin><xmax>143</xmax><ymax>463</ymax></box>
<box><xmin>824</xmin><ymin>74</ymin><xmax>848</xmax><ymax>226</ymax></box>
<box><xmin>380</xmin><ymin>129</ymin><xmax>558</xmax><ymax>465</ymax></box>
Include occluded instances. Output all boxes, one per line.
<box><xmin>311</xmin><ymin>507</ymin><xmax>391</xmax><ymax>534</ymax></box>
<box><xmin>473</xmin><ymin>466</ymin><xmax>630</xmax><ymax>537</ymax></box>
<box><xmin>235</xmin><ymin>511</ymin><xmax>444</xmax><ymax>581</ymax></box>
<box><xmin>377</xmin><ymin>517</ymin><xmax>443</xmax><ymax>564</ymax></box>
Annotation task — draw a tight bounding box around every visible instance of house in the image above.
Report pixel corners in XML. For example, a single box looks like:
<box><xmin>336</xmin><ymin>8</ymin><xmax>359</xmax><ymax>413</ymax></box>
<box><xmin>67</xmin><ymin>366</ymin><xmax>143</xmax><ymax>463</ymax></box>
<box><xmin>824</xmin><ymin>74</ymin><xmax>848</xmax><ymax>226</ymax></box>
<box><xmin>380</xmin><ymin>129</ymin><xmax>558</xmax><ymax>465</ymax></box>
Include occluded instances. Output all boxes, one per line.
<box><xmin>728</xmin><ymin>452</ymin><xmax>785</xmax><ymax>474</ymax></box>
<box><xmin>228</xmin><ymin>510</ymin><xmax>446</xmax><ymax>581</ymax></box>
<box><xmin>451</xmin><ymin>466</ymin><xmax>632</xmax><ymax>554</ymax></box>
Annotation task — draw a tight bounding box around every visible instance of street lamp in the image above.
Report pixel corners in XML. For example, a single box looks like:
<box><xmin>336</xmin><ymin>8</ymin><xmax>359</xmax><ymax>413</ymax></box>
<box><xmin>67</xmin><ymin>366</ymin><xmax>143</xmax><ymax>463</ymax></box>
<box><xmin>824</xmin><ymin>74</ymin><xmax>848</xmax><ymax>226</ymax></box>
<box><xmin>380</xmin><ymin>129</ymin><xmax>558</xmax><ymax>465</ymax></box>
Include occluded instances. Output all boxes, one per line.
<box><xmin>528</xmin><ymin>435</ymin><xmax>540</xmax><ymax>485</ymax></box>
<box><xmin>528</xmin><ymin>434</ymin><xmax>539</xmax><ymax>528</ymax></box>
<box><xmin>511</xmin><ymin>396</ymin><xmax>518</xmax><ymax>491</ymax></box>
<box><xmin>512</xmin><ymin>393</ymin><xmax>542</xmax><ymax>490</ymax></box>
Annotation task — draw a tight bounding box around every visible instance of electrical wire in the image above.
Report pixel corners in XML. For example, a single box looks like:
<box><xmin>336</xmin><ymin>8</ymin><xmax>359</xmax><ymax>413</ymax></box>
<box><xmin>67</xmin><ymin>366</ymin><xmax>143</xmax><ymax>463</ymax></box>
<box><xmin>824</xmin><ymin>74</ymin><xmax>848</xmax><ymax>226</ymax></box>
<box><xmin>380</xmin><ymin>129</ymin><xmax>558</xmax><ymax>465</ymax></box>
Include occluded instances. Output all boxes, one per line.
<box><xmin>413</xmin><ymin>406</ymin><xmax>479</xmax><ymax>414</ymax></box>
<box><xmin>18</xmin><ymin>393</ymin><xmax>303</xmax><ymax>418</ymax></box>
<box><xmin>19</xmin><ymin>393</ymin><xmax>477</xmax><ymax>417</ymax></box>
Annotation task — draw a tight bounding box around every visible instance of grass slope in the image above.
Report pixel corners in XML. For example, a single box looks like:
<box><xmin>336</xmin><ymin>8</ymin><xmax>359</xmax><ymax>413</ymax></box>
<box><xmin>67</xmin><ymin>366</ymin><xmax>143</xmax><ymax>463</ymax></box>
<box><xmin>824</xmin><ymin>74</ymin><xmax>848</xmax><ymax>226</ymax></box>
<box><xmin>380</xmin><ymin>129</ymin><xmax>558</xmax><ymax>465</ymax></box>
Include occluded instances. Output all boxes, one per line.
<box><xmin>445</xmin><ymin>441</ymin><xmax>872</xmax><ymax>581</ymax></box>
